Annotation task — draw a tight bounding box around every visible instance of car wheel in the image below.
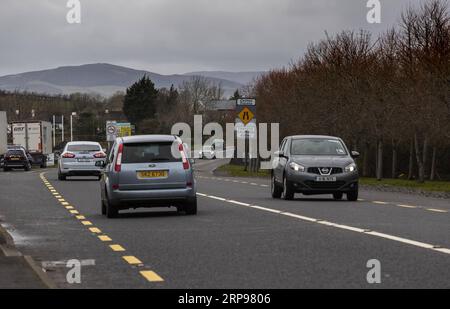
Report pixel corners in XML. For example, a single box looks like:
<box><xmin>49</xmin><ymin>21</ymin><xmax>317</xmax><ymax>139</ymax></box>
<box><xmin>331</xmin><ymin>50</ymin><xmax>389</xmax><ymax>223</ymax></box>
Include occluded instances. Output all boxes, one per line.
<box><xmin>347</xmin><ymin>189</ymin><xmax>358</xmax><ymax>201</ymax></box>
<box><xmin>184</xmin><ymin>198</ymin><xmax>197</xmax><ymax>215</ymax></box>
<box><xmin>271</xmin><ymin>174</ymin><xmax>282</xmax><ymax>198</ymax></box>
<box><xmin>105</xmin><ymin>198</ymin><xmax>119</xmax><ymax>218</ymax></box>
<box><xmin>3</xmin><ymin>167</ymin><xmax>10</xmax><ymax>172</ymax></box>
<box><xmin>282</xmin><ymin>176</ymin><xmax>294</xmax><ymax>200</ymax></box>
<box><xmin>97</xmin><ymin>175</ymin><xmax>102</xmax><ymax>181</ymax></box>
<box><xmin>101</xmin><ymin>199</ymin><xmax>106</xmax><ymax>215</ymax></box>
<box><xmin>333</xmin><ymin>192</ymin><xmax>343</xmax><ymax>200</ymax></box>
<box><xmin>24</xmin><ymin>165</ymin><xmax>30</xmax><ymax>171</ymax></box>
<box><xmin>58</xmin><ymin>170</ymin><xmax>66</xmax><ymax>181</ymax></box>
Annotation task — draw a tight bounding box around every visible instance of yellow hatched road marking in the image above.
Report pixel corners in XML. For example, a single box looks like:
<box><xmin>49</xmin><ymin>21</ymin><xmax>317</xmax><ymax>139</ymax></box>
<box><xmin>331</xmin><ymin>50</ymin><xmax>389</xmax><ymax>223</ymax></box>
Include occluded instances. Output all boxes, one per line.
<box><xmin>122</xmin><ymin>256</ymin><xmax>142</xmax><ymax>265</ymax></box>
<box><xmin>65</xmin><ymin>206</ymin><xmax>74</xmax><ymax>209</ymax></box>
<box><xmin>81</xmin><ymin>221</ymin><xmax>92</xmax><ymax>226</ymax></box>
<box><xmin>76</xmin><ymin>215</ymin><xmax>86</xmax><ymax>220</ymax></box>
<box><xmin>110</xmin><ymin>244</ymin><xmax>125</xmax><ymax>251</ymax></box>
<box><xmin>89</xmin><ymin>227</ymin><xmax>101</xmax><ymax>233</ymax></box>
<box><xmin>70</xmin><ymin>210</ymin><xmax>79</xmax><ymax>214</ymax></box>
<box><xmin>140</xmin><ymin>271</ymin><xmax>164</xmax><ymax>282</ymax></box>
<box><xmin>98</xmin><ymin>235</ymin><xmax>112</xmax><ymax>242</ymax></box>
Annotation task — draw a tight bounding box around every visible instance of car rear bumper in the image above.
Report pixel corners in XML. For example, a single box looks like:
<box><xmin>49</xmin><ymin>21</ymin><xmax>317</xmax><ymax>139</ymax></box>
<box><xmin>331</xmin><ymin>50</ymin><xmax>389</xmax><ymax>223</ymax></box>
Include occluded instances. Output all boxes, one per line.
<box><xmin>60</xmin><ymin>162</ymin><xmax>103</xmax><ymax>176</ymax></box>
<box><xmin>4</xmin><ymin>160</ymin><xmax>29</xmax><ymax>167</ymax></box>
<box><xmin>286</xmin><ymin>170</ymin><xmax>358</xmax><ymax>194</ymax></box>
<box><xmin>109</xmin><ymin>187</ymin><xmax>196</xmax><ymax>208</ymax></box>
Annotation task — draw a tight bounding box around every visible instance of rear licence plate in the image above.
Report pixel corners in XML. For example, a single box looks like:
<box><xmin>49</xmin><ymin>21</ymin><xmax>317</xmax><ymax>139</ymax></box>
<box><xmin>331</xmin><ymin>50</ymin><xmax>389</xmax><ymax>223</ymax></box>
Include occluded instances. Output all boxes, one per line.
<box><xmin>77</xmin><ymin>159</ymin><xmax>92</xmax><ymax>163</ymax></box>
<box><xmin>137</xmin><ymin>170</ymin><xmax>168</xmax><ymax>179</ymax></box>
<box><xmin>316</xmin><ymin>176</ymin><xmax>336</xmax><ymax>182</ymax></box>
<box><xmin>11</xmin><ymin>158</ymin><xmax>20</xmax><ymax>161</ymax></box>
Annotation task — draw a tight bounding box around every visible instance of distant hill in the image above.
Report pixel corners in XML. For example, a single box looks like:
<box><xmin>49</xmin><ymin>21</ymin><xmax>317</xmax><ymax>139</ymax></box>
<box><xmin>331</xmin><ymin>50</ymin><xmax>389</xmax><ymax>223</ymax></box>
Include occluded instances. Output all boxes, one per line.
<box><xmin>184</xmin><ymin>71</ymin><xmax>265</xmax><ymax>85</ymax></box>
<box><xmin>0</xmin><ymin>63</ymin><xmax>252</xmax><ymax>98</ymax></box>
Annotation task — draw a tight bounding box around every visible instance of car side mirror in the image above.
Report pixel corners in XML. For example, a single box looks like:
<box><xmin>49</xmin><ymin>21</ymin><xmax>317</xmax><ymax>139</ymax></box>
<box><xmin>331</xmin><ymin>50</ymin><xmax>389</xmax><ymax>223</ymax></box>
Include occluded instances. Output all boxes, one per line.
<box><xmin>275</xmin><ymin>150</ymin><xmax>287</xmax><ymax>158</ymax></box>
<box><xmin>351</xmin><ymin>151</ymin><xmax>360</xmax><ymax>159</ymax></box>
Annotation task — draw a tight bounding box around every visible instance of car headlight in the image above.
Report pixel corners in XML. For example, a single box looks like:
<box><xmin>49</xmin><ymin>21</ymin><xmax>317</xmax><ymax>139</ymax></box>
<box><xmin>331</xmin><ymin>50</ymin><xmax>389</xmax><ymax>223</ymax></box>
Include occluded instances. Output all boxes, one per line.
<box><xmin>289</xmin><ymin>162</ymin><xmax>305</xmax><ymax>172</ymax></box>
<box><xmin>345</xmin><ymin>163</ymin><xmax>357</xmax><ymax>173</ymax></box>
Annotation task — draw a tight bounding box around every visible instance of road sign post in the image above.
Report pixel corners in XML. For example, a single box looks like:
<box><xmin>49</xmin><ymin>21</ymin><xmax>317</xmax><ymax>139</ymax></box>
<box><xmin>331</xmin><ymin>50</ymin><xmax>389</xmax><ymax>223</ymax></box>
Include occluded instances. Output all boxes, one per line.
<box><xmin>235</xmin><ymin>99</ymin><xmax>257</xmax><ymax>171</ymax></box>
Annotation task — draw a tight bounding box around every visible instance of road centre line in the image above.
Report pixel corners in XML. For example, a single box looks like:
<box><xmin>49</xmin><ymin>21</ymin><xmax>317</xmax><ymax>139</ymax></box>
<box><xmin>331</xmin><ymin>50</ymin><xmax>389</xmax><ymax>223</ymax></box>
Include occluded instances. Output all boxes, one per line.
<box><xmin>197</xmin><ymin>176</ymin><xmax>448</xmax><ymax>213</ymax></box>
<box><xmin>196</xmin><ymin>192</ymin><xmax>450</xmax><ymax>256</ymax></box>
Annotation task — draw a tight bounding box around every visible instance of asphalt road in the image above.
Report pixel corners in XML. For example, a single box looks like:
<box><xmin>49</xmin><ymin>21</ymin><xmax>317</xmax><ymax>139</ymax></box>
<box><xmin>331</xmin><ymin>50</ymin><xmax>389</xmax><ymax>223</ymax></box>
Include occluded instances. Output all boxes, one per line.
<box><xmin>0</xmin><ymin>160</ymin><xmax>449</xmax><ymax>288</ymax></box>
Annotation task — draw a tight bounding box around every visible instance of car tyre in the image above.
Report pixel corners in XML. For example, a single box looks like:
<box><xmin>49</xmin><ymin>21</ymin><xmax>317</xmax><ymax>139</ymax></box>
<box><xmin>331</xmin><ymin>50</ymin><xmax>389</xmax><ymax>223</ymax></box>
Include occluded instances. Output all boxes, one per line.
<box><xmin>58</xmin><ymin>170</ymin><xmax>66</xmax><ymax>181</ymax></box>
<box><xmin>184</xmin><ymin>198</ymin><xmax>197</xmax><ymax>215</ymax></box>
<box><xmin>347</xmin><ymin>189</ymin><xmax>358</xmax><ymax>201</ymax></box>
<box><xmin>282</xmin><ymin>176</ymin><xmax>295</xmax><ymax>200</ymax></box>
<box><xmin>101</xmin><ymin>199</ymin><xmax>106</xmax><ymax>215</ymax></box>
<box><xmin>24</xmin><ymin>164</ymin><xmax>31</xmax><ymax>171</ymax></box>
<box><xmin>271</xmin><ymin>174</ymin><xmax>282</xmax><ymax>198</ymax></box>
<box><xmin>333</xmin><ymin>192</ymin><xmax>343</xmax><ymax>200</ymax></box>
<box><xmin>3</xmin><ymin>167</ymin><xmax>10</xmax><ymax>172</ymax></box>
<box><xmin>105</xmin><ymin>198</ymin><xmax>119</xmax><ymax>218</ymax></box>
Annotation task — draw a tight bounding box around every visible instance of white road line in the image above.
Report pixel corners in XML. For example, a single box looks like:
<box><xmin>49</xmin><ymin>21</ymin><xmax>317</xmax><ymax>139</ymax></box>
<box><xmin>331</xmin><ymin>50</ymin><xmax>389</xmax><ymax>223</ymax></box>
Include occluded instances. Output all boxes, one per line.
<box><xmin>373</xmin><ymin>201</ymin><xmax>389</xmax><ymax>205</ymax></box>
<box><xmin>426</xmin><ymin>208</ymin><xmax>448</xmax><ymax>213</ymax></box>
<box><xmin>197</xmin><ymin>192</ymin><xmax>450</xmax><ymax>256</ymax></box>
<box><xmin>397</xmin><ymin>204</ymin><xmax>418</xmax><ymax>209</ymax></box>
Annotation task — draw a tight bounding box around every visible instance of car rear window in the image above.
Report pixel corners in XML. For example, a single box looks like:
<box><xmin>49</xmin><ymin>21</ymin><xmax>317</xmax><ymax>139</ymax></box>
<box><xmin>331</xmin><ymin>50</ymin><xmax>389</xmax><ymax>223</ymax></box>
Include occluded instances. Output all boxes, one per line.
<box><xmin>7</xmin><ymin>150</ymin><xmax>24</xmax><ymax>156</ymax></box>
<box><xmin>122</xmin><ymin>142</ymin><xmax>181</xmax><ymax>164</ymax></box>
<box><xmin>67</xmin><ymin>144</ymin><xmax>101</xmax><ymax>152</ymax></box>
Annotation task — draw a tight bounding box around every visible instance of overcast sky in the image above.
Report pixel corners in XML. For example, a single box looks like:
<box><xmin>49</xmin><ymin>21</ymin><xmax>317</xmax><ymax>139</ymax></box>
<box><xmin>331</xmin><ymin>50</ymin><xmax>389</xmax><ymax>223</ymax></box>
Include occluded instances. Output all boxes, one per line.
<box><xmin>0</xmin><ymin>0</ymin><xmax>425</xmax><ymax>76</ymax></box>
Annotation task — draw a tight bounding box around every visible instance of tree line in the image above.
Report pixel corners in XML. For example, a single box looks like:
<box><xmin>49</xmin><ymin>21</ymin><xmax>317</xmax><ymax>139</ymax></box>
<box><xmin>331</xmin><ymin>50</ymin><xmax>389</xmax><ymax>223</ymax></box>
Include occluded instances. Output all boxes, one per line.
<box><xmin>253</xmin><ymin>0</ymin><xmax>450</xmax><ymax>182</ymax></box>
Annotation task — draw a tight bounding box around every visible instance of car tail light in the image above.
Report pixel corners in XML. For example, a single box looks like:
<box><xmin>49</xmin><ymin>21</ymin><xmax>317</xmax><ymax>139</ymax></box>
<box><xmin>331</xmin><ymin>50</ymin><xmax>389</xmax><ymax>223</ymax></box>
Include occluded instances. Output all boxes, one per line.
<box><xmin>94</xmin><ymin>152</ymin><xmax>106</xmax><ymax>158</ymax></box>
<box><xmin>179</xmin><ymin>143</ymin><xmax>190</xmax><ymax>170</ymax></box>
<box><xmin>62</xmin><ymin>152</ymin><xmax>75</xmax><ymax>158</ymax></box>
<box><xmin>112</xmin><ymin>184</ymin><xmax>119</xmax><ymax>190</ymax></box>
<box><xmin>115</xmin><ymin>143</ymin><xmax>124</xmax><ymax>172</ymax></box>
<box><xmin>187</xmin><ymin>182</ymin><xmax>193</xmax><ymax>187</ymax></box>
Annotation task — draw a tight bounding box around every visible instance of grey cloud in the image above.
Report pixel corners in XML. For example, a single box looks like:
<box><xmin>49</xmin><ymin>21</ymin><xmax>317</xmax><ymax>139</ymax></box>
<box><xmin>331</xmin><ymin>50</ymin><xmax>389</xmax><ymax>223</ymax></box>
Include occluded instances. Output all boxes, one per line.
<box><xmin>0</xmin><ymin>0</ymin><xmax>427</xmax><ymax>76</ymax></box>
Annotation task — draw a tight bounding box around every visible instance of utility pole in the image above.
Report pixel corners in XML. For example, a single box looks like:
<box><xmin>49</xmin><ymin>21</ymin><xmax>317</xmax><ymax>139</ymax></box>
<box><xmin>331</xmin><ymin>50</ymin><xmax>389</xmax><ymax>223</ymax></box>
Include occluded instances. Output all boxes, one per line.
<box><xmin>62</xmin><ymin>115</ymin><xmax>64</xmax><ymax>142</ymax></box>
<box><xmin>53</xmin><ymin>115</ymin><xmax>56</xmax><ymax>148</ymax></box>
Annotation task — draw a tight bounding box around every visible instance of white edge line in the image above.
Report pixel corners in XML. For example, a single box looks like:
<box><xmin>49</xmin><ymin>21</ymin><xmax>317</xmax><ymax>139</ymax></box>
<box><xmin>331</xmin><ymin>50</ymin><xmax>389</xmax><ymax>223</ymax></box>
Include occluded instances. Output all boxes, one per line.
<box><xmin>198</xmin><ymin>192</ymin><xmax>450</xmax><ymax>256</ymax></box>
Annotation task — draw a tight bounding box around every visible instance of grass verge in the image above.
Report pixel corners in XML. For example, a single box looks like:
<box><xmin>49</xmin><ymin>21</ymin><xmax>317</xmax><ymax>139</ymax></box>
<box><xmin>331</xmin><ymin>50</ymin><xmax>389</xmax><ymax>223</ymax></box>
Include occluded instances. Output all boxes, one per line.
<box><xmin>216</xmin><ymin>163</ymin><xmax>270</xmax><ymax>178</ymax></box>
<box><xmin>360</xmin><ymin>177</ymin><xmax>450</xmax><ymax>192</ymax></box>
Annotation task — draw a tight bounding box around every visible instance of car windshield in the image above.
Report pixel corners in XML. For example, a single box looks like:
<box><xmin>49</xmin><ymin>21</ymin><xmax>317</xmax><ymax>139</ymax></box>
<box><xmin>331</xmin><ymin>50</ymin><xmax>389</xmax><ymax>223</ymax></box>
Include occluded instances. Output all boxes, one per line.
<box><xmin>67</xmin><ymin>144</ymin><xmax>101</xmax><ymax>152</ymax></box>
<box><xmin>291</xmin><ymin>139</ymin><xmax>347</xmax><ymax>156</ymax></box>
<box><xmin>7</xmin><ymin>150</ymin><xmax>24</xmax><ymax>156</ymax></box>
<box><xmin>122</xmin><ymin>142</ymin><xmax>181</xmax><ymax>164</ymax></box>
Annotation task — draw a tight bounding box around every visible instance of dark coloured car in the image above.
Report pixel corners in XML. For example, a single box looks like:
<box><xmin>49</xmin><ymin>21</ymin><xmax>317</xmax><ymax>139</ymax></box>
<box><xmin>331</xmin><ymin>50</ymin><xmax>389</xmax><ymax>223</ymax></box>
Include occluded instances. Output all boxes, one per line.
<box><xmin>271</xmin><ymin>135</ymin><xmax>359</xmax><ymax>201</ymax></box>
<box><xmin>3</xmin><ymin>148</ymin><xmax>32</xmax><ymax>171</ymax></box>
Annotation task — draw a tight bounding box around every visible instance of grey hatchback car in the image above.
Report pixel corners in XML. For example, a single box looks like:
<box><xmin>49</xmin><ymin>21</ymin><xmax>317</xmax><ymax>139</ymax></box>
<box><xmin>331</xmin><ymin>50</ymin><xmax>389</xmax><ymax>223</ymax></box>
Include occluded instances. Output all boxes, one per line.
<box><xmin>100</xmin><ymin>135</ymin><xmax>197</xmax><ymax>218</ymax></box>
<box><xmin>271</xmin><ymin>135</ymin><xmax>359</xmax><ymax>201</ymax></box>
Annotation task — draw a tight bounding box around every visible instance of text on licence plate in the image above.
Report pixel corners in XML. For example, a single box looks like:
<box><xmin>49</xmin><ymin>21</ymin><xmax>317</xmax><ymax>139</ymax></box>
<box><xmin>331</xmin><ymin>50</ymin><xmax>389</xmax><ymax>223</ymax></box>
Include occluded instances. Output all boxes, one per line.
<box><xmin>137</xmin><ymin>170</ymin><xmax>168</xmax><ymax>179</ymax></box>
<box><xmin>316</xmin><ymin>176</ymin><xmax>336</xmax><ymax>182</ymax></box>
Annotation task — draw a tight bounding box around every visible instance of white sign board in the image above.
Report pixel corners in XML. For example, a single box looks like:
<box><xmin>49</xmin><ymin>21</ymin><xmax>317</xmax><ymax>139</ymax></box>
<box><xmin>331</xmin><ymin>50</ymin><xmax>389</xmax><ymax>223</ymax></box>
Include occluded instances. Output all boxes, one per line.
<box><xmin>106</xmin><ymin>121</ymin><xmax>118</xmax><ymax>142</ymax></box>
<box><xmin>235</xmin><ymin>122</ymin><xmax>256</xmax><ymax>139</ymax></box>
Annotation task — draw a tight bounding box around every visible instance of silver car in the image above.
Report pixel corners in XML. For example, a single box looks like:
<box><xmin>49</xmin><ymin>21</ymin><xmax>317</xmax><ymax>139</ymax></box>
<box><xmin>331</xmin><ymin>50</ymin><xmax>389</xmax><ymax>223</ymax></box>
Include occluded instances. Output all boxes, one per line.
<box><xmin>58</xmin><ymin>141</ymin><xmax>106</xmax><ymax>180</ymax></box>
<box><xmin>271</xmin><ymin>135</ymin><xmax>359</xmax><ymax>201</ymax></box>
<box><xmin>100</xmin><ymin>135</ymin><xmax>197</xmax><ymax>218</ymax></box>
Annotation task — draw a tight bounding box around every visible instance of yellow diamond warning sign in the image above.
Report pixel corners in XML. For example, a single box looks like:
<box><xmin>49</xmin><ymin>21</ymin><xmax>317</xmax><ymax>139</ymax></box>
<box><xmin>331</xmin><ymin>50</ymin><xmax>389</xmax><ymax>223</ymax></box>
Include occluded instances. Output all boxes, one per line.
<box><xmin>238</xmin><ymin>107</ymin><xmax>254</xmax><ymax>125</ymax></box>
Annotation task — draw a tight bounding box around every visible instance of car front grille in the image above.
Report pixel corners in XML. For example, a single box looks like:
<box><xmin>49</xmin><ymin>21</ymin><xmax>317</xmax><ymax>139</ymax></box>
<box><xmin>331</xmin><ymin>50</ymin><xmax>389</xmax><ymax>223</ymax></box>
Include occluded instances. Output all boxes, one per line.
<box><xmin>307</xmin><ymin>167</ymin><xmax>343</xmax><ymax>175</ymax></box>
<box><xmin>304</xmin><ymin>180</ymin><xmax>346</xmax><ymax>189</ymax></box>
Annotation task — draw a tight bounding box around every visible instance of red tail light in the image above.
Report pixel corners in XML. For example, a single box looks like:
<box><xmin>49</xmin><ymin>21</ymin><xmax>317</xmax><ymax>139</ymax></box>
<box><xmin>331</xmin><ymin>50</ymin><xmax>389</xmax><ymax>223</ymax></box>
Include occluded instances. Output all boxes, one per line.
<box><xmin>115</xmin><ymin>143</ymin><xmax>124</xmax><ymax>172</ymax></box>
<box><xmin>179</xmin><ymin>143</ymin><xmax>190</xmax><ymax>170</ymax></box>
<box><xmin>94</xmin><ymin>152</ymin><xmax>106</xmax><ymax>158</ymax></box>
<box><xmin>62</xmin><ymin>152</ymin><xmax>75</xmax><ymax>158</ymax></box>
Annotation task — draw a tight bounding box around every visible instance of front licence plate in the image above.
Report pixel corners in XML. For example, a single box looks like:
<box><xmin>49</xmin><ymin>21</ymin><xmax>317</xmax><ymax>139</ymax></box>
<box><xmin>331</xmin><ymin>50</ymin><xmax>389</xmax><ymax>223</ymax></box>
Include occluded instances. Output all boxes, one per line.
<box><xmin>316</xmin><ymin>176</ymin><xmax>336</xmax><ymax>182</ymax></box>
<box><xmin>137</xmin><ymin>170</ymin><xmax>168</xmax><ymax>179</ymax></box>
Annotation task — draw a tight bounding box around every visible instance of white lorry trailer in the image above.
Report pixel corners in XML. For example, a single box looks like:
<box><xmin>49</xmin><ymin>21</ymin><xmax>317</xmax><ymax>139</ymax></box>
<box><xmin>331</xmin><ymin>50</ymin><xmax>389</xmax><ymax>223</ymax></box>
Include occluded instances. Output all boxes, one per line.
<box><xmin>12</xmin><ymin>121</ymin><xmax>52</xmax><ymax>167</ymax></box>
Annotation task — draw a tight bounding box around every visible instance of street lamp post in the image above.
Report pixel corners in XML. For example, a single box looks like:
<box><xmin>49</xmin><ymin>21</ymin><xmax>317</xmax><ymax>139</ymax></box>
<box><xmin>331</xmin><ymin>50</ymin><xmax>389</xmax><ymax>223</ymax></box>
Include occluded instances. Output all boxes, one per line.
<box><xmin>70</xmin><ymin>112</ymin><xmax>77</xmax><ymax>142</ymax></box>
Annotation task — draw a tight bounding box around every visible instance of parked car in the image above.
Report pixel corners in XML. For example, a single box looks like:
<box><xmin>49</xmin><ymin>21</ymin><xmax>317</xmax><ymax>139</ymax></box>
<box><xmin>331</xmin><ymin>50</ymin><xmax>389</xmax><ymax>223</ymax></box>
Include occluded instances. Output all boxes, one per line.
<box><xmin>100</xmin><ymin>135</ymin><xmax>197</xmax><ymax>218</ymax></box>
<box><xmin>3</xmin><ymin>148</ymin><xmax>32</xmax><ymax>171</ymax></box>
<box><xmin>7</xmin><ymin>145</ymin><xmax>33</xmax><ymax>165</ymax></box>
<box><xmin>198</xmin><ymin>145</ymin><xmax>216</xmax><ymax>159</ymax></box>
<box><xmin>271</xmin><ymin>135</ymin><xmax>359</xmax><ymax>201</ymax></box>
<box><xmin>58</xmin><ymin>141</ymin><xmax>106</xmax><ymax>180</ymax></box>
